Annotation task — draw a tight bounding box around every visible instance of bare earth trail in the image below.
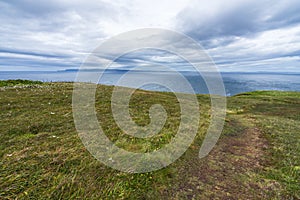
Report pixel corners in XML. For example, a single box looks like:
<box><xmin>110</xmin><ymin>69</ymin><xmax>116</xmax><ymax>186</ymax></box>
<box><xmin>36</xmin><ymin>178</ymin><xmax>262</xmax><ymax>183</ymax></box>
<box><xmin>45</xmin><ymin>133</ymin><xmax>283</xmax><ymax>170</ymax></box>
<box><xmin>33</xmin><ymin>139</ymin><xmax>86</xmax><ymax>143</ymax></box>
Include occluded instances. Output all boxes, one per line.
<box><xmin>166</xmin><ymin>116</ymin><xmax>279</xmax><ymax>199</ymax></box>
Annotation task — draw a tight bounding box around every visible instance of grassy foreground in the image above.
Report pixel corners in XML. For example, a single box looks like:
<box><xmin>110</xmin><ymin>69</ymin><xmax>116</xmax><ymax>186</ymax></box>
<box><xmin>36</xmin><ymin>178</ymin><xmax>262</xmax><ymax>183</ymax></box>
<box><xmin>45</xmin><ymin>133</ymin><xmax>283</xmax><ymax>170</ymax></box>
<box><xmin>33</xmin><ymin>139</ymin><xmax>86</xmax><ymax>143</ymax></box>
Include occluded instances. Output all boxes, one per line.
<box><xmin>0</xmin><ymin>80</ymin><xmax>299</xmax><ymax>199</ymax></box>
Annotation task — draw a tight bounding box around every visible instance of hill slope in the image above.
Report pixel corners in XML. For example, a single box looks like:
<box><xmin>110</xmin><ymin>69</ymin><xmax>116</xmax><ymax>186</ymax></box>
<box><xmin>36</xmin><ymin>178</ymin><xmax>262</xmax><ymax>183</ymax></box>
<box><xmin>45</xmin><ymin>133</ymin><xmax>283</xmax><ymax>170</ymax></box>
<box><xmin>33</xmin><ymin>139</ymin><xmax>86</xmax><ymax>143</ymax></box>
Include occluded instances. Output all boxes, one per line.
<box><xmin>0</xmin><ymin>81</ymin><xmax>299</xmax><ymax>199</ymax></box>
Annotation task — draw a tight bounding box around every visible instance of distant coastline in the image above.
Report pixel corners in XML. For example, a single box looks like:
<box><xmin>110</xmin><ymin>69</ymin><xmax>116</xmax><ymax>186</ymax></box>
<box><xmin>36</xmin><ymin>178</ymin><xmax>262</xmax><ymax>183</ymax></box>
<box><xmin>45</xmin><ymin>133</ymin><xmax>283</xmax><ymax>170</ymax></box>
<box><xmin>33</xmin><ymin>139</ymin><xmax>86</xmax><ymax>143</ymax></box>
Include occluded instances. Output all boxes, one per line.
<box><xmin>55</xmin><ymin>68</ymin><xmax>300</xmax><ymax>76</ymax></box>
<box><xmin>1</xmin><ymin>70</ymin><xmax>300</xmax><ymax>96</ymax></box>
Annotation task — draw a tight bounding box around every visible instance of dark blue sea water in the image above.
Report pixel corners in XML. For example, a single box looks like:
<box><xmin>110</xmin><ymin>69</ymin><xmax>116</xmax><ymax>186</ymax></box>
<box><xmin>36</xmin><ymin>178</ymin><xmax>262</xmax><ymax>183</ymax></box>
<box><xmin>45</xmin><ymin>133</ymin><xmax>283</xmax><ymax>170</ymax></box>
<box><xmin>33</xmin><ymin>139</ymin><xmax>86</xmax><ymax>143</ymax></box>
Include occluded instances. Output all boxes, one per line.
<box><xmin>1</xmin><ymin>71</ymin><xmax>300</xmax><ymax>96</ymax></box>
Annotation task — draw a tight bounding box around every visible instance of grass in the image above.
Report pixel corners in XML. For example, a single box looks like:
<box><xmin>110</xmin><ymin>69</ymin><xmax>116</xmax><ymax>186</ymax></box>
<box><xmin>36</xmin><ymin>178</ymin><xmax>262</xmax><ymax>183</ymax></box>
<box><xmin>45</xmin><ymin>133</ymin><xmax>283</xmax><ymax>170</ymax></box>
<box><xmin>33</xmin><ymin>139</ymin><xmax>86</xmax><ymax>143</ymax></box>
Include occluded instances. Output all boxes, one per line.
<box><xmin>0</xmin><ymin>81</ymin><xmax>299</xmax><ymax>199</ymax></box>
<box><xmin>229</xmin><ymin>91</ymin><xmax>300</xmax><ymax>199</ymax></box>
<box><xmin>0</xmin><ymin>79</ymin><xmax>43</xmax><ymax>87</ymax></box>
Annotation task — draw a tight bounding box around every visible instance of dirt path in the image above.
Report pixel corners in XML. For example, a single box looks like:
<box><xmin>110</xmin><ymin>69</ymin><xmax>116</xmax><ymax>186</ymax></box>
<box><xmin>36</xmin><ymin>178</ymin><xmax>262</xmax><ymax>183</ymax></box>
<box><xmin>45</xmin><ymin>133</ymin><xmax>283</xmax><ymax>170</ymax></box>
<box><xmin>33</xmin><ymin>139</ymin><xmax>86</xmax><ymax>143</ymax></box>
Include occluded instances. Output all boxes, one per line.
<box><xmin>165</xmin><ymin>117</ymin><xmax>277</xmax><ymax>199</ymax></box>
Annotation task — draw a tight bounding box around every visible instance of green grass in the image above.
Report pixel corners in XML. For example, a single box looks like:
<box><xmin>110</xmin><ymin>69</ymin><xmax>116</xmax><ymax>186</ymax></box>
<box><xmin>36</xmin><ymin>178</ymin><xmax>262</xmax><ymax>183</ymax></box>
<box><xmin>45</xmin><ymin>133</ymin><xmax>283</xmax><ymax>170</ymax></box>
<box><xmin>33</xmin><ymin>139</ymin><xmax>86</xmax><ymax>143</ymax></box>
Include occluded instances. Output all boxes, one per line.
<box><xmin>0</xmin><ymin>79</ymin><xmax>43</xmax><ymax>87</ymax></box>
<box><xmin>229</xmin><ymin>91</ymin><xmax>300</xmax><ymax>199</ymax></box>
<box><xmin>0</xmin><ymin>81</ymin><xmax>299</xmax><ymax>199</ymax></box>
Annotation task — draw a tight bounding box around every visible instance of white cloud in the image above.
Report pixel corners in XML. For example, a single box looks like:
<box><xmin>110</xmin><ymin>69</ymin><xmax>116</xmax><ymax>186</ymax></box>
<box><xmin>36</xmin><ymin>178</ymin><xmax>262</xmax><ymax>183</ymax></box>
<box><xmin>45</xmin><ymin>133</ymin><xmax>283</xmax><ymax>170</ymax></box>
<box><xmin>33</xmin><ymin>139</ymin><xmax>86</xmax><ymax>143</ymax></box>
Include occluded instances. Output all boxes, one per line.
<box><xmin>208</xmin><ymin>24</ymin><xmax>300</xmax><ymax>71</ymax></box>
<box><xmin>0</xmin><ymin>0</ymin><xmax>299</xmax><ymax>72</ymax></box>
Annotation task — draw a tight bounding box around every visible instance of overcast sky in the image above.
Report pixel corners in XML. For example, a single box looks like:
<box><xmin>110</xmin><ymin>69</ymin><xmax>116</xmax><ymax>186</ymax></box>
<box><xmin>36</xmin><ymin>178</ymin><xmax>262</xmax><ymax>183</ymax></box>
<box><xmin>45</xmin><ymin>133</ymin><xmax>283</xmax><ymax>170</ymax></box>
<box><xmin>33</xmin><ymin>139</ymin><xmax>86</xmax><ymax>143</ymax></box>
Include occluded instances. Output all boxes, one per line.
<box><xmin>1</xmin><ymin>0</ymin><xmax>300</xmax><ymax>72</ymax></box>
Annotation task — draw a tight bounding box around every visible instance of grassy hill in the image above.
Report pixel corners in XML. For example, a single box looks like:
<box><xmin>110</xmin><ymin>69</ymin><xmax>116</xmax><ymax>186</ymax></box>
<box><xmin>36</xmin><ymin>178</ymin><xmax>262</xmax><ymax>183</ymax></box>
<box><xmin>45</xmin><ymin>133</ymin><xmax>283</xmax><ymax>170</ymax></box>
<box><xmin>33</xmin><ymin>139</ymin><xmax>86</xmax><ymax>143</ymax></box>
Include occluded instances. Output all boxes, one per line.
<box><xmin>0</xmin><ymin>80</ymin><xmax>299</xmax><ymax>199</ymax></box>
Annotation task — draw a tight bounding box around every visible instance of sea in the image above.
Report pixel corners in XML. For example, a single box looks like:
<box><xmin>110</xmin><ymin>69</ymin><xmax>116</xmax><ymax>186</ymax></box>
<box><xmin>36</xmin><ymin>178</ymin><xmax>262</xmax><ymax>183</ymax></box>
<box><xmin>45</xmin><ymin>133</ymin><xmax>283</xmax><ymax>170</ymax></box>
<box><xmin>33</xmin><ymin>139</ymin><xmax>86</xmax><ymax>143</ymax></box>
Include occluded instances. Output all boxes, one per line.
<box><xmin>1</xmin><ymin>70</ymin><xmax>300</xmax><ymax>96</ymax></box>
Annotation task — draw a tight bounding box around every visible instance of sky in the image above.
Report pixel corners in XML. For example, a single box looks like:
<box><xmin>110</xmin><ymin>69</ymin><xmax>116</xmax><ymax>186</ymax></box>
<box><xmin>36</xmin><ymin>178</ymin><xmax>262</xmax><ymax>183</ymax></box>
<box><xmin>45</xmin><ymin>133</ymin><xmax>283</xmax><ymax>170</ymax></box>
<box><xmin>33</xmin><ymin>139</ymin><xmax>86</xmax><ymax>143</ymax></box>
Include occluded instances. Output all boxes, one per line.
<box><xmin>1</xmin><ymin>0</ymin><xmax>300</xmax><ymax>72</ymax></box>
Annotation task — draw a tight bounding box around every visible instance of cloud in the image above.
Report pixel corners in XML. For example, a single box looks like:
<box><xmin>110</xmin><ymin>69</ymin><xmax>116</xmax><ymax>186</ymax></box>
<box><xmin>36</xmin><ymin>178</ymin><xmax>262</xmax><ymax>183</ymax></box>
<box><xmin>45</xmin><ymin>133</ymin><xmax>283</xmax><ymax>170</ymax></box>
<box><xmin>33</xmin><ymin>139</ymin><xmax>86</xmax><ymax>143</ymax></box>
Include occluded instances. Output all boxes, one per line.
<box><xmin>176</xmin><ymin>0</ymin><xmax>300</xmax><ymax>40</ymax></box>
<box><xmin>174</xmin><ymin>0</ymin><xmax>300</xmax><ymax>72</ymax></box>
<box><xmin>0</xmin><ymin>0</ymin><xmax>191</xmax><ymax>71</ymax></box>
<box><xmin>0</xmin><ymin>0</ymin><xmax>299</xmax><ymax>72</ymax></box>
<box><xmin>0</xmin><ymin>49</ymin><xmax>80</xmax><ymax>71</ymax></box>
<box><xmin>207</xmin><ymin>24</ymin><xmax>300</xmax><ymax>71</ymax></box>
